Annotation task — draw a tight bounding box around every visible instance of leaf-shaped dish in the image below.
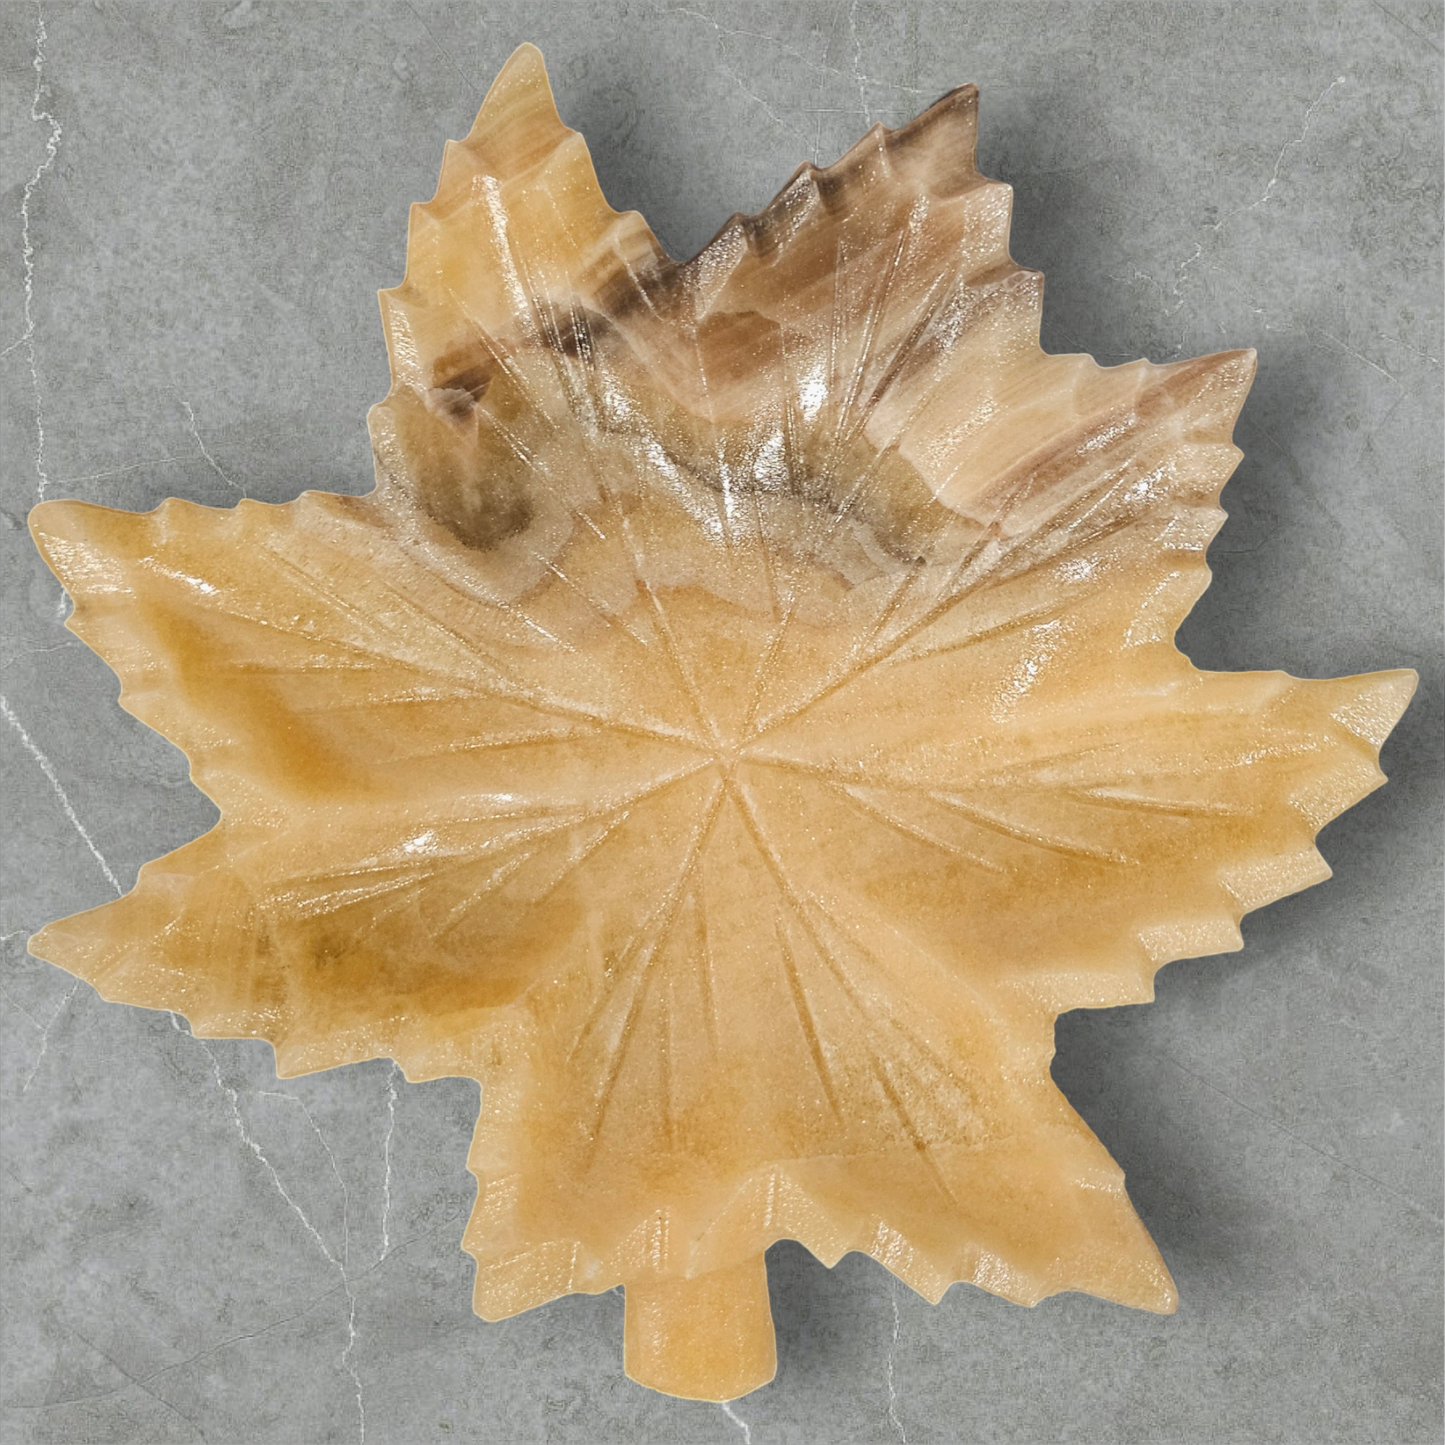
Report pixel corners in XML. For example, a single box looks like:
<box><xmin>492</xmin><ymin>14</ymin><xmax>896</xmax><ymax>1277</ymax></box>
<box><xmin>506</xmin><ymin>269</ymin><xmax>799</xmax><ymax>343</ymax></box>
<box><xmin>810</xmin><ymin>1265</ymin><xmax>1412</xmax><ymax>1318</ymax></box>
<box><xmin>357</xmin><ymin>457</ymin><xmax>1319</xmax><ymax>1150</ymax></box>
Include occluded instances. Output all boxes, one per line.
<box><xmin>27</xmin><ymin>44</ymin><xmax>1415</xmax><ymax>1401</ymax></box>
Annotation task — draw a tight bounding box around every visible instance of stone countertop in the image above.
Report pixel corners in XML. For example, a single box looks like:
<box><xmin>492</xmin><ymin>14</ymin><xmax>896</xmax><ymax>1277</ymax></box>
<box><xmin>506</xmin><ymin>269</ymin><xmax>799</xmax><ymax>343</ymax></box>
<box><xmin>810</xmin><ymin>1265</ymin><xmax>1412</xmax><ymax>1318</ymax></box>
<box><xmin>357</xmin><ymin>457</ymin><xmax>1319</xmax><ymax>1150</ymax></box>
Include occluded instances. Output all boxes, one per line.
<box><xmin>2</xmin><ymin>3</ymin><xmax>1440</xmax><ymax>1442</ymax></box>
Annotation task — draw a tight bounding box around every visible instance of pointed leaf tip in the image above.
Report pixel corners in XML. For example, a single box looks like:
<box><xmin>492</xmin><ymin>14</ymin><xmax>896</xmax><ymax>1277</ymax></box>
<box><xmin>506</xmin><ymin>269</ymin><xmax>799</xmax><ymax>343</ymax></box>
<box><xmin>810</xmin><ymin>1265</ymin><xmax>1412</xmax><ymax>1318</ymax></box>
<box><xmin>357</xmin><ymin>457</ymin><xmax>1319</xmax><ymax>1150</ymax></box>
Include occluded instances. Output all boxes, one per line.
<box><xmin>464</xmin><ymin>41</ymin><xmax>566</xmax><ymax>157</ymax></box>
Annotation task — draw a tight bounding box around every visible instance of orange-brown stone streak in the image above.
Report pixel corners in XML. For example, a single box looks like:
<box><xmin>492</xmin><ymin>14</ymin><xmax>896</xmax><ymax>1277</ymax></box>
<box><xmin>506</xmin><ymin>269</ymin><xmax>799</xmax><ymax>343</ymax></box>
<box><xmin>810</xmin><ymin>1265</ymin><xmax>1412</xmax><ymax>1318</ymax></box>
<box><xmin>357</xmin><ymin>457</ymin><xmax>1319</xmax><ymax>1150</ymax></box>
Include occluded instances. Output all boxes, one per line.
<box><xmin>26</xmin><ymin>44</ymin><xmax>1415</xmax><ymax>1402</ymax></box>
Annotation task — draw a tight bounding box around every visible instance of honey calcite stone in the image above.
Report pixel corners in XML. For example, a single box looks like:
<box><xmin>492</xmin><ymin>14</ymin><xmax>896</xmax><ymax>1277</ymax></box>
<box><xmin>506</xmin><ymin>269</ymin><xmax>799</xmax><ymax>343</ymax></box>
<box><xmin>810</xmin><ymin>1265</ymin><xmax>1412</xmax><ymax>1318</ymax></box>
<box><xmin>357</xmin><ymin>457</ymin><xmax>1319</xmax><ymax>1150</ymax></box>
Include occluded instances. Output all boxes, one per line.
<box><xmin>28</xmin><ymin>44</ymin><xmax>1415</xmax><ymax>1402</ymax></box>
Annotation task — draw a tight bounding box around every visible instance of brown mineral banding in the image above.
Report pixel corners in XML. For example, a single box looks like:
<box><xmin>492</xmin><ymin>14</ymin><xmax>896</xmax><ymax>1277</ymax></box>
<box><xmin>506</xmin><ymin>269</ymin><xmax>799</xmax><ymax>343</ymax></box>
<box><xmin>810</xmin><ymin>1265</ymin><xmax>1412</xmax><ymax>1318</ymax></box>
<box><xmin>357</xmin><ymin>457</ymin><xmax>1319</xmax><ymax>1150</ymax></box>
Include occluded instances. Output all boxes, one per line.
<box><xmin>27</xmin><ymin>44</ymin><xmax>1415</xmax><ymax>1401</ymax></box>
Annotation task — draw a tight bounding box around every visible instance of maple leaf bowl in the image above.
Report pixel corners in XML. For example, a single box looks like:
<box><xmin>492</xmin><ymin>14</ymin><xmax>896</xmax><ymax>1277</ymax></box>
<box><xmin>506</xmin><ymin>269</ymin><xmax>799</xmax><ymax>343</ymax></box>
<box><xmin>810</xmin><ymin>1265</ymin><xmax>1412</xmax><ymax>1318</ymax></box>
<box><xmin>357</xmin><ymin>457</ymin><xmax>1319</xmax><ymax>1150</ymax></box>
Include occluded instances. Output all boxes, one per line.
<box><xmin>22</xmin><ymin>41</ymin><xmax>1419</xmax><ymax>1408</ymax></box>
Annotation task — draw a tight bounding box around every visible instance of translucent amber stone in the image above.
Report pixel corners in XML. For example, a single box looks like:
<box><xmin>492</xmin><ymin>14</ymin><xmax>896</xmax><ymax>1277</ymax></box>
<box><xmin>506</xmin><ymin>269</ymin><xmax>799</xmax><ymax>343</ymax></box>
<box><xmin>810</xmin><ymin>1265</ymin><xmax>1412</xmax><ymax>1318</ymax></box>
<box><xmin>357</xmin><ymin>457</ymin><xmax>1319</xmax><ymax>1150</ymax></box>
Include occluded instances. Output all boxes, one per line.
<box><xmin>28</xmin><ymin>44</ymin><xmax>1415</xmax><ymax>1401</ymax></box>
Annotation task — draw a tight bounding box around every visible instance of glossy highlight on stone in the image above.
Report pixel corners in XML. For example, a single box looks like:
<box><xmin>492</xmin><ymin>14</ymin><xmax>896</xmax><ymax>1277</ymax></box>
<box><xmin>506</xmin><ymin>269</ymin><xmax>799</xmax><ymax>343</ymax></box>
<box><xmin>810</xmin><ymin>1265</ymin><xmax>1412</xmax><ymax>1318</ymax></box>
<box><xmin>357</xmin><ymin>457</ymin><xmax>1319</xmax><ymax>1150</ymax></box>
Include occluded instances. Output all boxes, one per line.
<box><xmin>26</xmin><ymin>43</ymin><xmax>1416</xmax><ymax>1402</ymax></box>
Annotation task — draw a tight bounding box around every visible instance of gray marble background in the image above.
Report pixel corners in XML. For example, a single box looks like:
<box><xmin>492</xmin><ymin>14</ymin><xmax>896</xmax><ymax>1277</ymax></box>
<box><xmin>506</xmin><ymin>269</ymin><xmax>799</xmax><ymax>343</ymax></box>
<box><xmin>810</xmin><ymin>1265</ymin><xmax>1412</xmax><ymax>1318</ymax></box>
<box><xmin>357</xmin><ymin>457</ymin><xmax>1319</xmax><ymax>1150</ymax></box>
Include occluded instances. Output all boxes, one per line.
<box><xmin>2</xmin><ymin>3</ymin><xmax>1441</xmax><ymax>1442</ymax></box>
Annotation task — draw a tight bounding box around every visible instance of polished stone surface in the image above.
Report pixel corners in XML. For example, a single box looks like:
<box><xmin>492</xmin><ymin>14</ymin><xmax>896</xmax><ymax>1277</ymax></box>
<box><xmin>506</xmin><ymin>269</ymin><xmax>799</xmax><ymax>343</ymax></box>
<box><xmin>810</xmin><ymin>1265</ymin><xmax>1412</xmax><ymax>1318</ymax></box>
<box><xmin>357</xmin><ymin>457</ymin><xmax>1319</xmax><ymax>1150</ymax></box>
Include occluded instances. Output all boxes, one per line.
<box><xmin>2</xmin><ymin>3</ymin><xmax>1441</xmax><ymax>1442</ymax></box>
